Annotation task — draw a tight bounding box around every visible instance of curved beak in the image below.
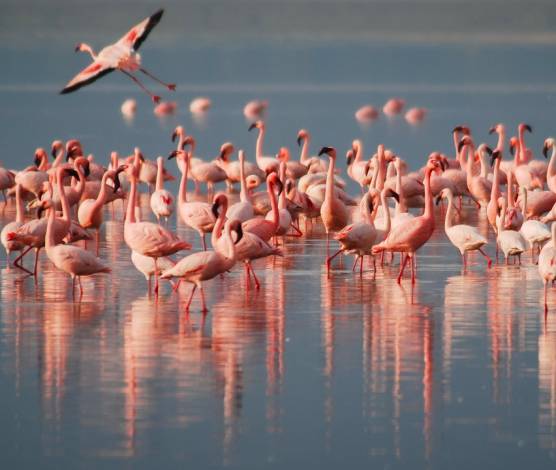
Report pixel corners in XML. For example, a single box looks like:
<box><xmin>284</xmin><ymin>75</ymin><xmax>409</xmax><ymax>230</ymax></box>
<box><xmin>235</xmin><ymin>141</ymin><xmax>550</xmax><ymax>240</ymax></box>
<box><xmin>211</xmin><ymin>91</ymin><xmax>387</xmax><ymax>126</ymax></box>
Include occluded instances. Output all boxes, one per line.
<box><xmin>82</xmin><ymin>160</ymin><xmax>90</xmax><ymax>178</ymax></box>
<box><xmin>248</xmin><ymin>123</ymin><xmax>257</xmax><ymax>132</ymax></box>
<box><xmin>211</xmin><ymin>199</ymin><xmax>220</xmax><ymax>219</ymax></box>
<box><xmin>543</xmin><ymin>142</ymin><xmax>550</xmax><ymax>159</ymax></box>
<box><xmin>452</xmin><ymin>126</ymin><xmax>463</xmax><ymax>134</ymax></box>
<box><xmin>347</xmin><ymin>154</ymin><xmax>354</xmax><ymax>166</ymax></box>
<box><xmin>171</xmin><ymin>130</ymin><xmax>178</xmax><ymax>142</ymax></box>
<box><xmin>490</xmin><ymin>150</ymin><xmax>500</xmax><ymax>167</ymax></box>
<box><xmin>37</xmin><ymin>205</ymin><xmax>45</xmax><ymax>219</ymax></box>
<box><xmin>34</xmin><ymin>154</ymin><xmax>41</xmax><ymax>167</ymax></box>
<box><xmin>318</xmin><ymin>146</ymin><xmax>332</xmax><ymax>157</ymax></box>
<box><xmin>275</xmin><ymin>178</ymin><xmax>284</xmax><ymax>196</ymax></box>
<box><xmin>233</xmin><ymin>222</ymin><xmax>243</xmax><ymax>245</ymax></box>
<box><xmin>297</xmin><ymin>136</ymin><xmax>303</xmax><ymax>147</ymax></box>
<box><xmin>439</xmin><ymin>160</ymin><xmax>446</xmax><ymax>171</ymax></box>
<box><xmin>488</xmin><ymin>126</ymin><xmax>497</xmax><ymax>135</ymax></box>
<box><xmin>74</xmin><ymin>43</ymin><xmax>81</xmax><ymax>52</ymax></box>
<box><xmin>387</xmin><ymin>189</ymin><xmax>400</xmax><ymax>202</ymax></box>
<box><xmin>168</xmin><ymin>150</ymin><xmax>178</xmax><ymax>160</ymax></box>
<box><xmin>435</xmin><ymin>194</ymin><xmax>442</xmax><ymax>206</ymax></box>
<box><xmin>51</xmin><ymin>145</ymin><xmax>58</xmax><ymax>159</ymax></box>
<box><xmin>509</xmin><ymin>144</ymin><xmax>515</xmax><ymax>156</ymax></box>
<box><xmin>524</xmin><ymin>123</ymin><xmax>532</xmax><ymax>133</ymax></box>
<box><xmin>484</xmin><ymin>145</ymin><xmax>493</xmax><ymax>156</ymax></box>
<box><xmin>65</xmin><ymin>168</ymin><xmax>79</xmax><ymax>179</ymax></box>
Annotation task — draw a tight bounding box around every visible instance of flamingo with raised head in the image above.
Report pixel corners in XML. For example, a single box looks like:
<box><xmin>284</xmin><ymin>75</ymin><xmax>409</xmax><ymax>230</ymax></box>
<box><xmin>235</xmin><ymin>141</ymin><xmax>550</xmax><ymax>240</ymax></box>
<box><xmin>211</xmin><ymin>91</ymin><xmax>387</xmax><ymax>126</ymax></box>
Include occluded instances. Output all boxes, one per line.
<box><xmin>61</xmin><ymin>9</ymin><xmax>175</xmax><ymax>103</ymax></box>
<box><xmin>297</xmin><ymin>129</ymin><xmax>327</xmax><ymax>173</ymax></box>
<box><xmin>227</xmin><ymin>150</ymin><xmax>255</xmax><ymax>223</ymax></box>
<box><xmin>248</xmin><ymin>121</ymin><xmax>280</xmax><ymax>174</ymax></box>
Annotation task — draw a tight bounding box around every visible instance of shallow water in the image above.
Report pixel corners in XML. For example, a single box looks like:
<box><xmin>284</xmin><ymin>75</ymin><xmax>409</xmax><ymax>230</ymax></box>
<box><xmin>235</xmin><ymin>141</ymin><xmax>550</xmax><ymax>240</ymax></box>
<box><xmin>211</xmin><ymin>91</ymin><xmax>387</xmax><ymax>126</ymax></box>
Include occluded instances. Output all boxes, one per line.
<box><xmin>2</xmin><ymin>2</ymin><xmax>556</xmax><ymax>468</ymax></box>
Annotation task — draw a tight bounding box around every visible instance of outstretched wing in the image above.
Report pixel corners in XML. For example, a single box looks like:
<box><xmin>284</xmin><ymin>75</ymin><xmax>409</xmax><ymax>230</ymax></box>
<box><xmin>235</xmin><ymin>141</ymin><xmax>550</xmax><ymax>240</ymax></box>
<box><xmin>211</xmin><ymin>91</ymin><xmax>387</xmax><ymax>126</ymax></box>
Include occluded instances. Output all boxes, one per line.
<box><xmin>117</xmin><ymin>9</ymin><xmax>164</xmax><ymax>51</ymax></box>
<box><xmin>60</xmin><ymin>61</ymin><xmax>114</xmax><ymax>94</ymax></box>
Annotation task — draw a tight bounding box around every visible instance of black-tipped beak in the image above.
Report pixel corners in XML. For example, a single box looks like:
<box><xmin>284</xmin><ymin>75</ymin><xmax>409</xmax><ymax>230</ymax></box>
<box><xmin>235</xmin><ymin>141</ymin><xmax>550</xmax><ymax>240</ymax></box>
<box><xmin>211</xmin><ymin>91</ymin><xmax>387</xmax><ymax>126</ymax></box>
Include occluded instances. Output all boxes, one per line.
<box><xmin>457</xmin><ymin>140</ymin><xmax>466</xmax><ymax>152</ymax></box>
<box><xmin>524</xmin><ymin>124</ymin><xmax>532</xmax><ymax>133</ymax></box>
<box><xmin>318</xmin><ymin>146</ymin><xmax>332</xmax><ymax>157</ymax></box>
<box><xmin>435</xmin><ymin>194</ymin><xmax>442</xmax><ymax>206</ymax></box>
<box><xmin>489</xmin><ymin>126</ymin><xmax>496</xmax><ymax>135</ymax></box>
<box><xmin>366</xmin><ymin>197</ymin><xmax>374</xmax><ymax>214</ymax></box>
<box><xmin>34</xmin><ymin>155</ymin><xmax>41</xmax><ymax>167</ymax></box>
<box><xmin>171</xmin><ymin>130</ymin><xmax>178</xmax><ymax>142</ymax></box>
<box><xmin>113</xmin><ymin>174</ymin><xmax>121</xmax><ymax>193</ymax></box>
<box><xmin>452</xmin><ymin>126</ymin><xmax>463</xmax><ymax>134</ymax></box>
<box><xmin>509</xmin><ymin>144</ymin><xmax>515</xmax><ymax>156</ymax></box>
<box><xmin>211</xmin><ymin>200</ymin><xmax>220</xmax><ymax>219</ymax></box>
<box><xmin>65</xmin><ymin>168</ymin><xmax>79</xmax><ymax>179</ymax></box>
<box><xmin>37</xmin><ymin>205</ymin><xmax>45</xmax><ymax>219</ymax></box>
<box><xmin>439</xmin><ymin>160</ymin><xmax>446</xmax><ymax>171</ymax></box>
<box><xmin>168</xmin><ymin>150</ymin><xmax>178</xmax><ymax>160</ymax></box>
<box><xmin>484</xmin><ymin>146</ymin><xmax>493</xmax><ymax>156</ymax></box>
<box><xmin>275</xmin><ymin>178</ymin><xmax>284</xmax><ymax>196</ymax></box>
<box><xmin>490</xmin><ymin>150</ymin><xmax>500</xmax><ymax>167</ymax></box>
<box><xmin>297</xmin><ymin>136</ymin><xmax>303</xmax><ymax>147</ymax></box>
<box><xmin>138</xmin><ymin>153</ymin><xmax>145</xmax><ymax>162</ymax></box>
<box><xmin>248</xmin><ymin>123</ymin><xmax>257</xmax><ymax>132</ymax></box>
<box><xmin>233</xmin><ymin>222</ymin><xmax>243</xmax><ymax>245</ymax></box>
<box><xmin>347</xmin><ymin>154</ymin><xmax>354</xmax><ymax>166</ymax></box>
<box><xmin>543</xmin><ymin>143</ymin><xmax>550</xmax><ymax>159</ymax></box>
<box><xmin>66</xmin><ymin>148</ymin><xmax>77</xmax><ymax>161</ymax></box>
<box><xmin>51</xmin><ymin>146</ymin><xmax>57</xmax><ymax>158</ymax></box>
<box><xmin>74</xmin><ymin>44</ymin><xmax>80</xmax><ymax>52</ymax></box>
<box><xmin>389</xmin><ymin>190</ymin><xmax>400</xmax><ymax>203</ymax></box>
<box><xmin>82</xmin><ymin>161</ymin><xmax>90</xmax><ymax>178</ymax></box>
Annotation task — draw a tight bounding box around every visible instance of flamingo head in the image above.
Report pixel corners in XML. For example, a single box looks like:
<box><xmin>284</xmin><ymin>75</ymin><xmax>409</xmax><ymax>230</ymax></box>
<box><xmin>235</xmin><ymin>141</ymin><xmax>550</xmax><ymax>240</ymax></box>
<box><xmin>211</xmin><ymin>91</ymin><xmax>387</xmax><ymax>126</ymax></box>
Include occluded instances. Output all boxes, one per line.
<box><xmin>245</xmin><ymin>174</ymin><xmax>262</xmax><ymax>190</ymax></box>
<box><xmin>211</xmin><ymin>193</ymin><xmax>228</xmax><ymax>218</ymax></box>
<box><xmin>276</xmin><ymin>147</ymin><xmax>290</xmax><ymax>162</ymax></box>
<box><xmin>34</xmin><ymin>148</ymin><xmax>47</xmax><ymax>167</ymax></box>
<box><xmin>318</xmin><ymin>146</ymin><xmax>336</xmax><ymax>159</ymax></box>
<box><xmin>519</xmin><ymin>123</ymin><xmax>532</xmax><ymax>134</ymax></box>
<box><xmin>452</xmin><ymin>125</ymin><xmax>471</xmax><ymax>136</ymax></box>
<box><xmin>297</xmin><ymin>129</ymin><xmax>308</xmax><ymax>146</ymax></box>
<box><xmin>427</xmin><ymin>152</ymin><xmax>445</xmax><ymax>172</ymax></box>
<box><xmin>267</xmin><ymin>172</ymin><xmax>283</xmax><ymax>195</ymax></box>
<box><xmin>218</xmin><ymin>142</ymin><xmax>235</xmax><ymax>161</ymax></box>
<box><xmin>488</xmin><ymin>123</ymin><xmax>503</xmax><ymax>135</ymax></box>
<box><xmin>73</xmin><ymin>157</ymin><xmax>90</xmax><ymax>178</ymax></box>
<box><xmin>171</xmin><ymin>125</ymin><xmax>185</xmax><ymax>143</ymax></box>
<box><xmin>228</xmin><ymin>219</ymin><xmax>244</xmax><ymax>245</ymax></box>
<box><xmin>490</xmin><ymin>149</ymin><xmax>502</xmax><ymax>167</ymax></box>
<box><xmin>509</xmin><ymin>137</ymin><xmax>519</xmax><ymax>156</ymax></box>
<box><xmin>111</xmin><ymin>165</ymin><xmax>128</xmax><ymax>193</ymax></box>
<box><xmin>51</xmin><ymin>140</ymin><xmax>64</xmax><ymax>159</ymax></box>
<box><xmin>457</xmin><ymin>135</ymin><xmax>474</xmax><ymax>153</ymax></box>
<box><xmin>543</xmin><ymin>138</ymin><xmax>555</xmax><ymax>158</ymax></box>
<box><xmin>180</xmin><ymin>135</ymin><xmax>195</xmax><ymax>152</ymax></box>
<box><xmin>248</xmin><ymin>120</ymin><xmax>264</xmax><ymax>132</ymax></box>
<box><xmin>65</xmin><ymin>140</ymin><xmax>82</xmax><ymax>161</ymax></box>
<box><xmin>346</xmin><ymin>149</ymin><xmax>355</xmax><ymax>166</ymax></box>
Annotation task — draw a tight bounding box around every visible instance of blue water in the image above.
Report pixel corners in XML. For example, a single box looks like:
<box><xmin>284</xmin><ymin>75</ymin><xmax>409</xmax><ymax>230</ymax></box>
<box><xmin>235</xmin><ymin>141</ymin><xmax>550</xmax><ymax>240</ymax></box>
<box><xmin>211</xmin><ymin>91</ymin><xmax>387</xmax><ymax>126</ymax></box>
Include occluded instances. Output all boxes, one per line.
<box><xmin>1</xmin><ymin>2</ymin><xmax>556</xmax><ymax>468</ymax></box>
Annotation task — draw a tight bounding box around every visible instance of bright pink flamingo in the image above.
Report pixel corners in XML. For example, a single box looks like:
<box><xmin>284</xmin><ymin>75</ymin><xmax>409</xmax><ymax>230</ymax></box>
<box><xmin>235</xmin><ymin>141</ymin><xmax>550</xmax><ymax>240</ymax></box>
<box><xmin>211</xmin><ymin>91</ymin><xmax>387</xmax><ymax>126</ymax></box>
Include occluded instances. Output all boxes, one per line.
<box><xmin>161</xmin><ymin>219</ymin><xmax>242</xmax><ymax>313</ymax></box>
<box><xmin>43</xmin><ymin>198</ymin><xmax>110</xmax><ymax>300</ymax></box>
<box><xmin>372</xmin><ymin>158</ymin><xmax>442</xmax><ymax>284</ymax></box>
<box><xmin>150</xmin><ymin>156</ymin><xmax>175</xmax><ymax>223</ymax></box>
<box><xmin>169</xmin><ymin>149</ymin><xmax>216</xmax><ymax>250</ymax></box>
<box><xmin>61</xmin><ymin>9</ymin><xmax>175</xmax><ymax>103</ymax></box>
<box><xmin>182</xmin><ymin>136</ymin><xmax>227</xmax><ymax>195</ymax></box>
<box><xmin>124</xmin><ymin>149</ymin><xmax>191</xmax><ymax>295</ymax></box>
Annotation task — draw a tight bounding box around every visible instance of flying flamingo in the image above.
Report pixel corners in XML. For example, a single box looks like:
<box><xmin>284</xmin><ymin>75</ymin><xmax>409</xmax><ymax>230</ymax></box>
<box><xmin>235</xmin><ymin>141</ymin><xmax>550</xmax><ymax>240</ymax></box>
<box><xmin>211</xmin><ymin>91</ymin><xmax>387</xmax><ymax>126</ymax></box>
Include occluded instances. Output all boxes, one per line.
<box><xmin>150</xmin><ymin>156</ymin><xmax>175</xmax><ymax>223</ymax></box>
<box><xmin>60</xmin><ymin>9</ymin><xmax>175</xmax><ymax>103</ymax></box>
<box><xmin>372</xmin><ymin>158</ymin><xmax>442</xmax><ymax>284</ymax></box>
<box><xmin>1</xmin><ymin>184</ymin><xmax>25</xmax><ymax>265</ymax></box>
<box><xmin>168</xmin><ymin>149</ymin><xmax>216</xmax><ymax>250</ymax></box>
<box><xmin>437</xmin><ymin>187</ymin><xmax>491</xmax><ymax>269</ymax></box>
<box><xmin>538</xmin><ymin>223</ymin><xmax>556</xmax><ymax>313</ymax></box>
<box><xmin>161</xmin><ymin>219</ymin><xmax>243</xmax><ymax>313</ymax></box>
<box><xmin>124</xmin><ymin>149</ymin><xmax>191</xmax><ymax>295</ymax></box>
<box><xmin>43</xmin><ymin>199</ymin><xmax>111</xmax><ymax>300</ymax></box>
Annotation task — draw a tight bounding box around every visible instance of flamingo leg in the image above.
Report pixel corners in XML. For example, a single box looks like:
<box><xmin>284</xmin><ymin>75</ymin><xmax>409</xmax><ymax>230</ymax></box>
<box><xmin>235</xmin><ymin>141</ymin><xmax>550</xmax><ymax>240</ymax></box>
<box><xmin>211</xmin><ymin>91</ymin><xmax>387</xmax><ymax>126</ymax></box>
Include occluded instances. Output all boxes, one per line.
<box><xmin>462</xmin><ymin>252</ymin><xmax>467</xmax><ymax>271</ymax></box>
<box><xmin>351</xmin><ymin>255</ymin><xmax>359</xmax><ymax>272</ymax></box>
<box><xmin>153</xmin><ymin>258</ymin><xmax>159</xmax><ymax>296</ymax></box>
<box><xmin>96</xmin><ymin>229</ymin><xmax>100</xmax><ymax>256</ymax></box>
<box><xmin>289</xmin><ymin>223</ymin><xmax>303</xmax><ymax>237</ymax></box>
<box><xmin>185</xmin><ymin>284</ymin><xmax>197</xmax><ymax>312</ymax></box>
<box><xmin>478</xmin><ymin>248</ymin><xmax>492</xmax><ymax>268</ymax></box>
<box><xmin>13</xmin><ymin>246</ymin><xmax>33</xmax><ymax>274</ymax></box>
<box><xmin>201</xmin><ymin>233</ymin><xmax>207</xmax><ymax>251</ymax></box>
<box><xmin>139</xmin><ymin>67</ymin><xmax>176</xmax><ymax>91</ymax></box>
<box><xmin>410</xmin><ymin>254</ymin><xmax>416</xmax><ymax>284</ymax></box>
<box><xmin>72</xmin><ymin>276</ymin><xmax>76</xmax><ymax>301</ymax></box>
<box><xmin>397</xmin><ymin>253</ymin><xmax>410</xmax><ymax>284</ymax></box>
<box><xmin>33</xmin><ymin>248</ymin><xmax>40</xmax><ymax>277</ymax></box>
<box><xmin>326</xmin><ymin>249</ymin><xmax>342</xmax><ymax>272</ymax></box>
<box><xmin>199</xmin><ymin>284</ymin><xmax>208</xmax><ymax>313</ymax></box>
<box><xmin>360</xmin><ymin>255</ymin><xmax>364</xmax><ymax>277</ymax></box>
<box><xmin>249</xmin><ymin>263</ymin><xmax>261</xmax><ymax>290</ymax></box>
<box><xmin>78</xmin><ymin>276</ymin><xmax>83</xmax><ymax>299</ymax></box>
<box><xmin>148</xmin><ymin>275</ymin><xmax>152</xmax><ymax>295</ymax></box>
<box><xmin>121</xmin><ymin>70</ymin><xmax>161</xmax><ymax>103</ymax></box>
<box><xmin>244</xmin><ymin>262</ymin><xmax>251</xmax><ymax>289</ymax></box>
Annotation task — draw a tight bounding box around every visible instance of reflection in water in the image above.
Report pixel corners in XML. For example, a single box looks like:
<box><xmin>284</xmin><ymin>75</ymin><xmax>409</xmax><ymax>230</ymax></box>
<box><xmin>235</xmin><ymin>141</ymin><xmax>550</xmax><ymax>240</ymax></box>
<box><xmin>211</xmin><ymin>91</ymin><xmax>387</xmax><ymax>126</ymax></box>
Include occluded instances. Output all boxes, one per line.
<box><xmin>1</xmin><ymin>169</ymin><xmax>556</xmax><ymax>468</ymax></box>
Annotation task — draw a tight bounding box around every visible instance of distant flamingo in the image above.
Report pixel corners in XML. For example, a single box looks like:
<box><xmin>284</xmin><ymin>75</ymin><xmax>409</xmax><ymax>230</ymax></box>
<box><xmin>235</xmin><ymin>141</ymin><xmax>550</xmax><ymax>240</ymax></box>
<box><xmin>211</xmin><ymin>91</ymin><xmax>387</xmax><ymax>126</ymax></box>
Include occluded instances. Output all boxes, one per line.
<box><xmin>355</xmin><ymin>105</ymin><xmax>379</xmax><ymax>124</ymax></box>
<box><xmin>61</xmin><ymin>9</ymin><xmax>175</xmax><ymax>103</ymax></box>
<box><xmin>437</xmin><ymin>188</ymin><xmax>490</xmax><ymax>269</ymax></box>
<box><xmin>190</xmin><ymin>97</ymin><xmax>211</xmax><ymax>114</ymax></box>
<box><xmin>538</xmin><ymin>223</ymin><xmax>556</xmax><ymax>313</ymax></box>
<box><xmin>161</xmin><ymin>219</ymin><xmax>243</xmax><ymax>313</ymax></box>
<box><xmin>150</xmin><ymin>156</ymin><xmax>175</xmax><ymax>223</ymax></box>
<box><xmin>43</xmin><ymin>199</ymin><xmax>111</xmax><ymax>299</ymax></box>
<box><xmin>405</xmin><ymin>107</ymin><xmax>426</xmax><ymax>125</ymax></box>
<box><xmin>372</xmin><ymin>158</ymin><xmax>442</xmax><ymax>284</ymax></box>
<box><xmin>243</xmin><ymin>100</ymin><xmax>268</xmax><ymax>120</ymax></box>
<box><xmin>383</xmin><ymin>98</ymin><xmax>405</xmax><ymax>117</ymax></box>
<box><xmin>124</xmin><ymin>149</ymin><xmax>191</xmax><ymax>295</ymax></box>
<box><xmin>121</xmin><ymin>98</ymin><xmax>137</xmax><ymax>118</ymax></box>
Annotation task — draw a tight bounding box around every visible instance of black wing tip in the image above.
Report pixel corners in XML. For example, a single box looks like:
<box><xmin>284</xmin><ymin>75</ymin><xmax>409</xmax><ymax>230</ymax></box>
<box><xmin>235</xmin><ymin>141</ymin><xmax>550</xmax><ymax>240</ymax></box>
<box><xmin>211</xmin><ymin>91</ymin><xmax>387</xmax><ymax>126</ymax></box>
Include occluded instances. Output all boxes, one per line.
<box><xmin>152</xmin><ymin>9</ymin><xmax>164</xmax><ymax>21</ymax></box>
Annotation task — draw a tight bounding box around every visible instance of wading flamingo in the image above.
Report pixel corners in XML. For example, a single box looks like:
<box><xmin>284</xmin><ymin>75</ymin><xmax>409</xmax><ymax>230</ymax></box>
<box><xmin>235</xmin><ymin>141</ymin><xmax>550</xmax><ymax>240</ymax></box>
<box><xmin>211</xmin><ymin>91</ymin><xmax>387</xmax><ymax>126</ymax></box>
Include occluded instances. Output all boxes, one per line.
<box><xmin>538</xmin><ymin>223</ymin><xmax>556</xmax><ymax>313</ymax></box>
<box><xmin>150</xmin><ymin>156</ymin><xmax>175</xmax><ymax>223</ymax></box>
<box><xmin>61</xmin><ymin>9</ymin><xmax>175</xmax><ymax>103</ymax></box>
<box><xmin>518</xmin><ymin>187</ymin><xmax>551</xmax><ymax>262</ymax></box>
<box><xmin>1</xmin><ymin>184</ymin><xmax>25</xmax><ymax>265</ymax></box>
<box><xmin>248</xmin><ymin>121</ymin><xmax>280</xmax><ymax>174</ymax></box>
<box><xmin>496</xmin><ymin>198</ymin><xmax>526</xmax><ymax>264</ymax></box>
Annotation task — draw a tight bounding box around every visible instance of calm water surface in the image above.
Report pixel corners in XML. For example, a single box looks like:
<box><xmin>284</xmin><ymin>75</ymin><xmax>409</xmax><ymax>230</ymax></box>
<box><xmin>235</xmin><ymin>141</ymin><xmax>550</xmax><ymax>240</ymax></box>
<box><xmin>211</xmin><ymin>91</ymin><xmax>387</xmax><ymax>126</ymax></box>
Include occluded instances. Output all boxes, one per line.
<box><xmin>1</xmin><ymin>4</ymin><xmax>556</xmax><ymax>468</ymax></box>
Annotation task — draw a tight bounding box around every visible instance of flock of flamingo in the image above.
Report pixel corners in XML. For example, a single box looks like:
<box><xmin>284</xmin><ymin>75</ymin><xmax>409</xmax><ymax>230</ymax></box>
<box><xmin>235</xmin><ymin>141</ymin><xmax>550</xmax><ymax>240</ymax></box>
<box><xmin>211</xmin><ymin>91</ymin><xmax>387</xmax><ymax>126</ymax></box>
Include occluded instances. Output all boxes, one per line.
<box><xmin>1</xmin><ymin>120</ymin><xmax>556</xmax><ymax>313</ymax></box>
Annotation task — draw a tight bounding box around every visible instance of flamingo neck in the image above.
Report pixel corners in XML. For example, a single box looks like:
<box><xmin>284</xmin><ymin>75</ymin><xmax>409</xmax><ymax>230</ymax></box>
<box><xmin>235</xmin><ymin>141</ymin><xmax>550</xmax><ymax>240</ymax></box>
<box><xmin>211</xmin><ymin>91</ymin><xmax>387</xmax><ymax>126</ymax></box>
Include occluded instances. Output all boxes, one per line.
<box><xmin>354</xmin><ymin>142</ymin><xmax>363</xmax><ymax>163</ymax></box>
<box><xmin>268</xmin><ymin>181</ymin><xmax>280</xmax><ymax>232</ymax></box>
<box><xmin>278</xmin><ymin>166</ymin><xmax>287</xmax><ymax>210</ymax></box>
<box><xmin>380</xmin><ymin>190</ymin><xmax>391</xmax><ymax>234</ymax></box>
<box><xmin>178</xmin><ymin>156</ymin><xmax>189</xmax><ymax>204</ymax></box>
<box><xmin>210</xmin><ymin>205</ymin><xmax>227</xmax><ymax>250</ymax></box>
<box><xmin>444</xmin><ymin>193</ymin><xmax>455</xmax><ymax>231</ymax></box>
<box><xmin>478</xmin><ymin>149</ymin><xmax>488</xmax><ymax>178</ymax></box>
<box><xmin>73</xmin><ymin>164</ymin><xmax>86</xmax><ymax>198</ymax></box>
<box><xmin>521</xmin><ymin>188</ymin><xmax>528</xmax><ymax>219</ymax></box>
<box><xmin>126</xmin><ymin>176</ymin><xmax>138</xmax><ymax>224</ymax></box>
<box><xmin>507</xmin><ymin>172</ymin><xmax>515</xmax><ymax>208</ymax></box>
<box><xmin>325</xmin><ymin>155</ymin><xmax>336</xmax><ymax>203</ymax></box>
<box><xmin>465</xmin><ymin>145</ymin><xmax>475</xmax><ymax>184</ymax></box>
<box><xmin>45</xmin><ymin>206</ymin><xmax>57</xmax><ymax>251</ymax></box>
<box><xmin>395</xmin><ymin>165</ymin><xmax>407</xmax><ymax>214</ymax></box>
<box><xmin>239</xmin><ymin>155</ymin><xmax>251</xmax><ymax>204</ymax></box>
<box><xmin>377</xmin><ymin>152</ymin><xmax>387</xmax><ymax>191</ymax></box>
<box><xmin>490</xmin><ymin>158</ymin><xmax>501</xmax><ymax>202</ymax></box>
<box><xmin>15</xmin><ymin>184</ymin><xmax>23</xmax><ymax>223</ymax></box>
<box><xmin>552</xmin><ymin>222</ymin><xmax>556</xmax><ymax>246</ymax></box>
<box><xmin>58</xmin><ymin>172</ymin><xmax>71</xmax><ymax>223</ymax></box>
<box><xmin>423</xmin><ymin>167</ymin><xmax>434</xmax><ymax>219</ymax></box>
<box><xmin>496</xmin><ymin>128</ymin><xmax>505</xmax><ymax>154</ymax></box>
<box><xmin>155</xmin><ymin>159</ymin><xmax>164</xmax><ymax>191</ymax></box>
<box><xmin>91</xmin><ymin>171</ymin><xmax>111</xmax><ymax>214</ymax></box>
<box><xmin>300</xmin><ymin>137</ymin><xmax>310</xmax><ymax>164</ymax></box>
<box><xmin>223</xmin><ymin>224</ymin><xmax>236</xmax><ymax>262</ymax></box>
<box><xmin>518</xmin><ymin>128</ymin><xmax>529</xmax><ymax>163</ymax></box>
<box><xmin>548</xmin><ymin>144</ymin><xmax>556</xmax><ymax>179</ymax></box>
<box><xmin>497</xmin><ymin>201</ymin><xmax>507</xmax><ymax>231</ymax></box>
<box><xmin>52</xmin><ymin>148</ymin><xmax>64</xmax><ymax>168</ymax></box>
<box><xmin>255</xmin><ymin>127</ymin><xmax>265</xmax><ymax>163</ymax></box>
<box><xmin>39</xmin><ymin>155</ymin><xmax>49</xmax><ymax>172</ymax></box>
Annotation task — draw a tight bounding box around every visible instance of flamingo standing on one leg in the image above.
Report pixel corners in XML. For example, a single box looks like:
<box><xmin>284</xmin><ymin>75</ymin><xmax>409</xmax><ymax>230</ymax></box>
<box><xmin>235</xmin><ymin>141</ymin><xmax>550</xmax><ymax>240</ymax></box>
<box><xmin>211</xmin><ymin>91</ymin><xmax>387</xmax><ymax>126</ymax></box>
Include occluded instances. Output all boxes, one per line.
<box><xmin>124</xmin><ymin>148</ymin><xmax>191</xmax><ymax>295</ymax></box>
<box><xmin>372</xmin><ymin>158</ymin><xmax>442</xmax><ymax>284</ymax></box>
<box><xmin>60</xmin><ymin>9</ymin><xmax>175</xmax><ymax>103</ymax></box>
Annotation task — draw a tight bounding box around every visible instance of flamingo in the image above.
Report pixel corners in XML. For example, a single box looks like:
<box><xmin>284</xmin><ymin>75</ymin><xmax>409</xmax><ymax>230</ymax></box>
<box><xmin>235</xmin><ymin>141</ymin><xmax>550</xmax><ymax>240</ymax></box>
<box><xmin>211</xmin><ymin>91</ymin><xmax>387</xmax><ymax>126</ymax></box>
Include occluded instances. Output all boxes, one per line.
<box><xmin>150</xmin><ymin>156</ymin><xmax>175</xmax><ymax>223</ymax></box>
<box><xmin>0</xmin><ymin>166</ymin><xmax>15</xmax><ymax>205</ymax></box>
<box><xmin>372</xmin><ymin>158</ymin><xmax>442</xmax><ymax>284</ymax></box>
<box><xmin>243</xmin><ymin>100</ymin><xmax>268</xmax><ymax>120</ymax></box>
<box><xmin>1</xmin><ymin>184</ymin><xmax>25</xmax><ymax>265</ymax></box>
<box><xmin>15</xmin><ymin>149</ymin><xmax>49</xmax><ymax>200</ymax></box>
<box><xmin>496</xmin><ymin>198</ymin><xmax>526</xmax><ymax>264</ymax></box>
<box><xmin>518</xmin><ymin>187</ymin><xmax>551</xmax><ymax>262</ymax></box>
<box><xmin>518</xmin><ymin>123</ymin><xmax>547</xmax><ymax>183</ymax></box>
<box><xmin>124</xmin><ymin>149</ymin><xmax>191</xmax><ymax>295</ymax></box>
<box><xmin>121</xmin><ymin>98</ymin><xmax>137</xmax><ymax>118</ymax></box>
<box><xmin>248</xmin><ymin>121</ymin><xmax>280</xmax><ymax>174</ymax></box>
<box><xmin>183</xmin><ymin>136</ymin><xmax>227</xmax><ymax>195</ymax></box>
<box><xmin>355</xmin><ymin>105</ymin><xmax>379</xmax><ymax>123</ymax></box>
<box><xmin>242</xmin><ymin>173</ymin><xmax>282</xmax><ymax>242</ymax></box>
<box><xmin>43</xmin><ymin>199</ymin><xmax>111</xmax><ymax>300</ymax></box>
<box><xmin>60</xmin><ymin>9</ymin><xmax>175</xmax><ymax>103</ymax></box>
<box><xmin>227</xmin><ymin>150</ymin><xmax>255</xmax><ymax>223</ymax></box>
<box><xmin>437</xmin><ymin>188</ymin><xmax>491</xmax><ymax>269</ymax></box>
<box><xmin>168</xmin><ymin>149</ymin><xmax>216</xmax><ymax>250</ymax></box>
<box><xmin>131</xmin><ymin>251</ymin><xmax>177</xmax><ymax>294</ymax></box>
<box><xmin>190</xmin><ymin>97</ymin><xmax>211</xmax><ymax>114</ymax></box>
<box><xmin>297</xmin><ymin>129</ymin><xmax>327</xmax><ymax>173</ymax></box>
<box><xmin>405</xmin><ymin>107</ymin><xmax>426</xmax><ymax>125</ymax></box>
<box><xmin>216</xmin><ymin>143</ymin><xmax>264</xmax><ymax>191</ymax></box>
<box><xmin>161</xmin><ymin>219</ymin><xmax>243</xmax><ymax>313</ymax></box>
<box><xmin>78</xmin><ymin>166</ymin><xmax>126</xmax><ymax>252</ymax></box>
<box><xmin>347</xmin><ymin>140</ymin><xmax>370</xmax><ymax>190</ymax></box>
<box><xmin>318</xmin><ymin>147</ymin><xmax>350</xmax><ymax>258</ymax></box>
<box><xmin>543</xmin><ymin>138</ymin><xmax>556</xmax><ymax>192</ymax></box>
<box><xmin>488</xmin><ymin>123</ymin><xmax>509</xmax><ymax>185</ymax></box>
<box><xmin>265</xmin><ymin>162</ymin><xmax>292</xmax><ymax>238</ymax></box>
<box><xmin>487</xmin><ymin>149</ymin><xmax>504</xmax><ymax>236</ymax></box>
<box><xmin>8</xmin><ymin>167</ymin><xmax>76</xmax><ymax>276</ymax></box>
<box><xmin>276</xmin><ymin>147</ymin><xmax>308</xmax><ymax>180</ymax></box>
<box><xmin>538</xmin><ymin>223</ymin><xmax>556</xmax><ymax>313</ymax></box>
<box><xmin>461</xmin><ymin>137</ymin><xmax>491</xmax><ymax>207</ymax></box>
<box><xmin>383</xmin><ymin>98</ymin><xmax>405</xmax><ymax>117</ymax></box>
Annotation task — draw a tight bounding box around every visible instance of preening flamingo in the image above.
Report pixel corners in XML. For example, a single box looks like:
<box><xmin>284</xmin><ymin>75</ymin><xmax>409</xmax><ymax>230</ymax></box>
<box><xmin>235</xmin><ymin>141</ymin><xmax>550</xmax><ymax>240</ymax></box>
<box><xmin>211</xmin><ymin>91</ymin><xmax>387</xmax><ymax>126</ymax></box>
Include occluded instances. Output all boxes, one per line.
<box><xmin>61</xmin><ymin>9</ymin><xmax>175</xmax><ymax>103</ymax></box>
